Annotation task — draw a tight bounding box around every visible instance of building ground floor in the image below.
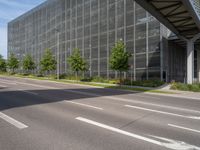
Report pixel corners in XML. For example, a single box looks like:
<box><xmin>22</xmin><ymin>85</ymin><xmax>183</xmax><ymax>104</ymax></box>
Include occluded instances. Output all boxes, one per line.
<box><xmin>15</xmin><ymin>39</ymin><xmax>200</xmax><ymax>84</ymax></box>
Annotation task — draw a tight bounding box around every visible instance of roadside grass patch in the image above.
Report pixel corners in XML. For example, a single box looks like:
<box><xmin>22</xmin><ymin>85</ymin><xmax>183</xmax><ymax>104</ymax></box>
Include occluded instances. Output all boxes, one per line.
<box><xmin>171</xmin><ymin>82</ymin><xmax>200</xmax><ymax>92</ymax></box>
<box><xmin>0</xmin><ymin>73</ymin><xmax>173</xmax><ymax>94</ymax></box>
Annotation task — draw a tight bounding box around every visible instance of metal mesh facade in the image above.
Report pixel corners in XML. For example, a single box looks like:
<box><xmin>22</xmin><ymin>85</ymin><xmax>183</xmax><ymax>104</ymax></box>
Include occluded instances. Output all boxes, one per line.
<box><xmin>191</xmin><ymin>0</ymin><xmax>200</xmax><ymax>17</ymax></box>
<box><xmin>8</xmin><ymin>0</ymin><xmax>163</xmax><ymax>80</ymax></box>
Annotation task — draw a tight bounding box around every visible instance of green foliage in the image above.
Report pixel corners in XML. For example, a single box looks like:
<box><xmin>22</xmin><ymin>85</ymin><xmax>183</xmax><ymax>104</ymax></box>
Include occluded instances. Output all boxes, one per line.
<box><xmin>171</xmin><ymin>82</ymin><xmax>200</xmax><ymax>92</ymax></box>
<box><xmin>110</xmin><ymin>41</ymin><xmax>130</xmax><ymax>84</ymax></box>
<box><xmin>0</xmin><ymin>54</ymin><xmax>7</xmax><ymax>72</ymax></box>
<box><xmin>123</xmin><ymin>79</ymin><xmax>165</xmax><ymax>87</ymax></box>
<box><xmin>23</xmin><ymin>54</ymin><xmax>35</xmax><ymax>73</ymax></box>
<box><xmin>110</xmin><ymin>41</ymin><xmax>130</xmax><ymax>72</ymax></box>
<box><xmin>7</xmin><ymin>53</ymin><xmax>19</xmax><ymax>73</ymax></box>
<box><xmin>68</xmin><ymin>48</ymin><xmax>88</xmax><ymax>78</ymax></box>
<box><xmin>40</xmin><ymin>49</ymin><xmax>57</xmax><ymax>73</ymax></box>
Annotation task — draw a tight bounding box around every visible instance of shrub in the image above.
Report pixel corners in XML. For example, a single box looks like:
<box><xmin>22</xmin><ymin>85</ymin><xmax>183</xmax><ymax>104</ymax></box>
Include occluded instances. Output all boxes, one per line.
<box><xmin>36</xmin><ymin>74</ymin><xmax>44</xmax><ymax>77</ymax></box>
<box><xmin>171</xmin><ymin>82</ymin><xmax>200</xmax><ymax>92</ymax></box>
<box><xmin>80</xmin><ymin>77</ymin><xmax>93</xmax><ymax>82</ymax></box>
<box><xmin>123</xmin><ymin>79</ymin><xmax>164</xmax><ymax>87</ymax></box>
<box><xmin>59</xmin><ymin>74</ymin><xmax>67</xmax><ymax>79</ymax></box>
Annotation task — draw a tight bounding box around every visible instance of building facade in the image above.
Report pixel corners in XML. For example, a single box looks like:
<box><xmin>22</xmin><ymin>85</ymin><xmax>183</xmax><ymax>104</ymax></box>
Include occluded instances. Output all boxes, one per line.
<box><xmin>8</xmin><ymin>0</ymin><xmax>191</xmax><ymax>82</ymax></box>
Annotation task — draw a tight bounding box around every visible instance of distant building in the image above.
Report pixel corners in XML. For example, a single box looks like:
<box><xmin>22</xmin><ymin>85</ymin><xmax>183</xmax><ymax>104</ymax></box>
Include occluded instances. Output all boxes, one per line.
<box><xmin>7</xmin><ymin>0</ymin><xmax>199</xmax><ymax>82</ymax></box>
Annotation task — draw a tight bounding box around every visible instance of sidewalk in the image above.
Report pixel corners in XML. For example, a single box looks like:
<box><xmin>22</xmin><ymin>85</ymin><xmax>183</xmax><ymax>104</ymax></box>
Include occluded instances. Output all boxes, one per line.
<box><xmin>150</xmin><ymin>84</ymin><xmax>200</xmax><ymax>100</ymax></box>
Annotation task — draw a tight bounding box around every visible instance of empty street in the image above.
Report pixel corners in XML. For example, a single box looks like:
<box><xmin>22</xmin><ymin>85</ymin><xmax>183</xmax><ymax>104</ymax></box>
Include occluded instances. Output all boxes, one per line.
<box><xmin>0</xmin><ymin>76</ymin><xmax>200</xmax><ymax>150</ymax></box>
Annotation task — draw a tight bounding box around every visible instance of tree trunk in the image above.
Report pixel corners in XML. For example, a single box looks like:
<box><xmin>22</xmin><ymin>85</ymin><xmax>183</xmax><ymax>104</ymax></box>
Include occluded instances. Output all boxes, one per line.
<box><xmin>119</xmin><ymin>71</ymin><xmax>122</xmax><ymax>86</ymax></box>
<box><xmin>76</xmin><ymin>71</ymin><xmax>78</xmax><ymax>82</ymax></box>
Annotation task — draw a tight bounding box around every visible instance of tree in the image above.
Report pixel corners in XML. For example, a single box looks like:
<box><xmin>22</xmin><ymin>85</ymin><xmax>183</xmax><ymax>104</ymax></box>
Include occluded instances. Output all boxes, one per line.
<box><xmin>23</xmin><ymin>54</ymin><xmax>35</xmax><ymax>74</ymax></box>
<box><xmin>110</xmin><ymin>41</ymin><xmax>130</xmax><ymax>85</ymax></box>
<box><xmin>0</xmin><ymin>55</ymin><xmax>7</xmax><ymax>72</ymax></box>
<box><xmin>40</xmin><ymin>49</ymin><xmax>57</xmax><ymax>75</ymax></box>
<box><xmin>7</xmin><ymin>53</ymin><xmax>19</xmax><ymax>73</ymax></box>
<box><xmin>68</xmin><ymin>48</ymin><xmax>88</xmax><ymax>80</ymax></box>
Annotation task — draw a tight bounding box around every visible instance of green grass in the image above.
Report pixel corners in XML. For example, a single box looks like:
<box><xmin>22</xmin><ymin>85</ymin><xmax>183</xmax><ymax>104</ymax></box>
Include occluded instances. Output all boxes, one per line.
<box><xmin>107</xmin><ymin>86</ymin><xmax>176</xmax><ymax>94</ymax></box>
<box><xmin>171</xmin><ymin>82</ymin><xmax>200</xmax><ymax>92</ymax></box>
<box><xmin>0</xmin><ymin>73</ymin><xmax>174</xmax><ymax>94</ymax></box>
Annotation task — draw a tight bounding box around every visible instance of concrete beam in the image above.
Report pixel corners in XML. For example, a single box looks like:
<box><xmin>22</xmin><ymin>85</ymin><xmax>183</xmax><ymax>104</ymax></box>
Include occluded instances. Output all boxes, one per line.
<box><xmin>182</xmin><ymin>0</ymin><xmax>200</xmax><ymax>30</ymax></box>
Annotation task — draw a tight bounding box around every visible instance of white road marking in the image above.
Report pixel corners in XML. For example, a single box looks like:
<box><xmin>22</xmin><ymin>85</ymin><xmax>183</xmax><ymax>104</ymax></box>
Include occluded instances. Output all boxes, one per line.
<box><xmin>149</xmin><ymin>135</ymin><xmax>200</xmax><ymax>150</ymax></box>
<box><xmin>4</xmin><ymin>79</ymin><xmax>200</xmax><ymax>115</ymax></box>
<box><xmin>67</xmin><ymin>101</ymin><xmax>103</xmax><ymax>110</ymax></box>
<box><xmin>0</xmin><ymin>112</ymin><xmax>28</xmax><ymax>129</ymax></box>
<box><xmin>0</xmin><ymin>80</ymin><xmax>17</xmax><ymax>85</ymax></box>
<box><xmin>168</xmin><ymin>124</ymin><xmax>200</xmax><ymax>134</ymax></box>
<box><xmin>0</xmin><ymin>85</ymin><xmax>7</xmax><ymax>88</ymax></box>
<box><xmin>76</xmin><ymin>117</ymin><xmax>200</xmax><ymax>150</ymax></box>
<box><xmin>76</xmin><ymin>117</ymin><xmax>162</xmax><ymax>146</ymax></box>
<box><xmin>18</xmin><ymin>89</ymin><xmax>38</xmax><ymax>96</ymax></box>
<box><xmin>134</xmin><ymin>94</ymin><xmax>160</xmax><ymax>100</ymax></box>
<box><xmin>147</xmin><ymin>92</ymin><xmax>200</xmax><ymax>101</ymax></box>
<box><xmin>107</xmin><ymin>96</ymin><xmax>200</xmax><ymax>114</ymax></box>
<box><xmin>16</xmin><ymin>82</ymin><xmax>57</xmax><ymax>89</ymax></box>
<box><xmin>125</xmin><ymin>105</ymin><xmax>200</xmax><ymax>120</ymax></box>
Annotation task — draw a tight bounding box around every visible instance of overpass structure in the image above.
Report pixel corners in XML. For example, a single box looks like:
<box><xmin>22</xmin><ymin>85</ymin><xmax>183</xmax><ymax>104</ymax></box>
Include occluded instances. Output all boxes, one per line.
<box><xmin>135</xmin><ymin>0</ymin><xmax>200</xmax><ymax>84</ymax></box>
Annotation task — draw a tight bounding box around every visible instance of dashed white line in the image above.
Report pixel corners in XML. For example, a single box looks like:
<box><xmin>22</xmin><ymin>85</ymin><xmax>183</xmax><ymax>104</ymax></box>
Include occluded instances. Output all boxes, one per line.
<box><xmin>67</xmin><ymin>101</ymin><xmax>103</xmax><ymax>110</ymax></box>
<box><xmin>0</xmin><ymin>112</ymin><xmax>28</xmax><ymax>129</ymax></box>
<box><xmin>168</xmin><ymin>124</ymin><xmax>200</xmax><ymax>134</ymax></box>
<box><xmin>125</xmin><ymin>105</ymin><xmax>200</xmax><ymax>120</ymax></box>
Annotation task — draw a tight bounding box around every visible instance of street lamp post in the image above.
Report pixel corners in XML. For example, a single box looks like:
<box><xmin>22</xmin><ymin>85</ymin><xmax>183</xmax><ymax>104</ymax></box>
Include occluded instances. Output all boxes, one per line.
<box><xmin>131</xmin><ymin>53</ymin><xmax>134</xmax><ymax>86</ymax></box>
<box><xmin>55</xmin><ymin>28</ymin><xmax>60</xmax><ymax>80</ymax></box>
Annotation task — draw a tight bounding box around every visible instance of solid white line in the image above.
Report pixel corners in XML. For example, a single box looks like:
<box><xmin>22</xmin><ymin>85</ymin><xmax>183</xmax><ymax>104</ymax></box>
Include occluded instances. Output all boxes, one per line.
<box><xmin>0</xmin><ymin>112</ymin><xmax>28</xmax><ymax>129</ymax></box>
<box><xmin>125</xmin><ymin>105</ymin><xmax>200</xmax><ymax>120</ymax></box>
<box><xmin>76</xmin><ymin>117</ymin><xmax>162</xmax><ymax>146</ymax></box>
<box><xmin>0</xmin><ymin>85</ymin><xmax>7</xmax><ymax>88</ymax></box>
<box><xmin>147</xmin><ymin>92</ymin><xmax>200</xmax><ymax>101</ymax></box>
<box><xmin>106</xmin><ymin>96</ymin><xmax>200</xmax><ymax>114</ymax></box>
<box><xmin>168</xmin><ymin>124</ymin><xmax>200</xmax><ymax>134</ymax></box>
<box><xmin>68</xmin><ymin>101</ymin><xmax>103</xmax><ymax>110</ymax></box>
<box><xmin>18</xmin><ymin>89</ymin><xmax>38</xmax><ymax>96</ymax></box>
<box><xmin>16</xmin><ymin>82</ymin><xmax>57</xmax><ymax>89</ymax></box>
<box><xmin>134</xmin><ymin>94</ymin><xmax>160</xmax><ymax>100</ymax></box>
<box><xmin>0</xmin><ymin>80</ymin><xmax>16</xmax><ymax>85</ymax></box>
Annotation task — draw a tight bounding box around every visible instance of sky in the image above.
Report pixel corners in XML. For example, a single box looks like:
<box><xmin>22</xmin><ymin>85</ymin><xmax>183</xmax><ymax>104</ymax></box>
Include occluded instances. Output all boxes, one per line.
<box><xmin>0</xmin><ymin>0</ymin><xmax>45</xmax><ymax>59</ymax></box>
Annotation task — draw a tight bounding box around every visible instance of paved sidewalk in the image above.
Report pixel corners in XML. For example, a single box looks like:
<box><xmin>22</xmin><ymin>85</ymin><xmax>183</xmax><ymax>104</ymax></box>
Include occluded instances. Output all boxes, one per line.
<box><xmin>152</xmin><ymin>84</ymin><xmax>200</xmax><ymax>100</ymax></box>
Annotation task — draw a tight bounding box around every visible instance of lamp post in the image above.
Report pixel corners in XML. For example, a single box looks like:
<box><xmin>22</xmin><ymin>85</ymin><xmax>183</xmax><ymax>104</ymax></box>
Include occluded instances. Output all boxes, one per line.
<box><xmin>131</xmin><ymin>53</ymin><xmax>134</xmax><ymax>86</ymax></box>
<box><xmin>55</xmin><ymin>28</ymin><xmax>60</xmax><ymax>80</ymax></box>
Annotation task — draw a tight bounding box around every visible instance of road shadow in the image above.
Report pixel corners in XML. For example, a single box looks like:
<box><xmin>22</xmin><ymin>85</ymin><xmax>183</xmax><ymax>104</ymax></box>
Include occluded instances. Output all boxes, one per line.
<box><xmin>0</xmin><ymin>86</ymin><xmax>140</xmax><ymax>111</ymax></box>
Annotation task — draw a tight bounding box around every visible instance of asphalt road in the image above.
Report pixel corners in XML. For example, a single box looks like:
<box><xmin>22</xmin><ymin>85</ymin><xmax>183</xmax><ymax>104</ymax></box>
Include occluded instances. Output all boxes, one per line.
<box><xmin>0</xmin><ymin>76</ymin><xmax>200</xmax><ymax>150</ymax></box>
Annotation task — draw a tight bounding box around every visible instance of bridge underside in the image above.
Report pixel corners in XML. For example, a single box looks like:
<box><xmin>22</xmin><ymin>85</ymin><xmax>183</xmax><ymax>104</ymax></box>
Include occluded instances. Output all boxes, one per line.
<box><xmin>135</xmin><ymin>0</ymin><xmax>200</xmax><ymax>83</ymax></box>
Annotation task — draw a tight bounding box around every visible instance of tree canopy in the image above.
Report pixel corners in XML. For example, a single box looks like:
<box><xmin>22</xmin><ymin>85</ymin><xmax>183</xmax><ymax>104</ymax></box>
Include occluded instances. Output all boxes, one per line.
<box><xmin>68</xmin><ymin>48</ymin><xmax>88</xmax><ymax>78</ymax></box>
<box><xmin>40</xmin><ymin>49</ymin><xmax>57</xmax><ymax>73</ymax></box>
<box><xmin>7</xmin><ymin>53</ymin><xmax>19</xmax><ymax>73</ymax></box>
<box><xmin>0</xmin><ymin>54</ymin><xmax>6</xmax><ymax>72</ymax></box>
<box><xmin>110</xmin><ymin>41</ymin><xmax>130</xmax><ymax>83</ymax></box>
<box><xmin>23</xmin><ymin>54</ymin><xmax>35</xmax><ymax>73</ymax></box>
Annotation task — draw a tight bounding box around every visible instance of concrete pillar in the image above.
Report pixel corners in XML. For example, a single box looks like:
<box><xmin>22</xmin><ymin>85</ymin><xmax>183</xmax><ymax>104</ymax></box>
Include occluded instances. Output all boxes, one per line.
<box><xmin>187</xmin><ymin>40</ymin><xmax>194</xmax><ymax>84</ymax></box>
<box><xmin>197</xmin><ymin>49</ymin><xmax>200</xmax><ymax>83</ymax></box>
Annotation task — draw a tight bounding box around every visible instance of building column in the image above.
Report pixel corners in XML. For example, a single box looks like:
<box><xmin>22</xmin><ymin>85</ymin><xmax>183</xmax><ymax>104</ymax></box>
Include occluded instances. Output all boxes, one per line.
<box><xmin>186</xmin><ymin>33</ymin><xmax>200</xmax><ymax>84</ymax></box>
<box><xmin>187</xmin><ymin>40</ymin><xmax>194</xmax><ymax>84</ymax></box>
<box><xmin>197</xmin><ymin>49</ymin><xmax>200</xmax><ymax>83</ymax></box>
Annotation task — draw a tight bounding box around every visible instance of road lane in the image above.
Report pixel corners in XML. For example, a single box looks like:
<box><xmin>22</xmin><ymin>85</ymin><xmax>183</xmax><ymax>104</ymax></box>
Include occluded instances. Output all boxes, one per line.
<box><xmin>0</xmin><ymin>76</ymin><xmax>200</xmax><ymax>149</ymax></box>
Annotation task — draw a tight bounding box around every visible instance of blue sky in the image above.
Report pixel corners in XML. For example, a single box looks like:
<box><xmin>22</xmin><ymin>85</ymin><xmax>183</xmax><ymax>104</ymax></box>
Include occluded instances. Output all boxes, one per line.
<box><xmin>0</xmin><ymin>0</ymin><xmax>45</xmax><ymax>59</ymax></box>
